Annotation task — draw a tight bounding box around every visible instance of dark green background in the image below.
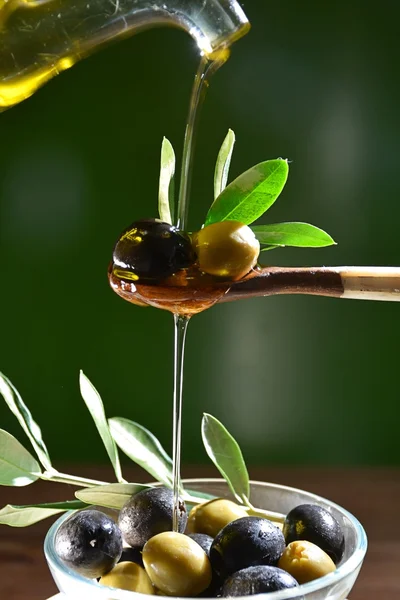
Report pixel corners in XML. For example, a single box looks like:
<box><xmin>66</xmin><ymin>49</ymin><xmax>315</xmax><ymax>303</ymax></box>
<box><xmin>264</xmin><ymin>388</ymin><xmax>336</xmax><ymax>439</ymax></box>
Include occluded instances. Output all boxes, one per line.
<box><xmin>1</xmin><ymin>2</ymin><xmax>399</xmax><ymax>469</ymax></box>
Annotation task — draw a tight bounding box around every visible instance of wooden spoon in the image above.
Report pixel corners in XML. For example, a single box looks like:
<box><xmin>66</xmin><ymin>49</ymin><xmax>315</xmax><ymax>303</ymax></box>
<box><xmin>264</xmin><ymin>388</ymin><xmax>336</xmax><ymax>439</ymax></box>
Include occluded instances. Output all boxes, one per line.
<box><xmin>222</xmin><ymin>266</ymin><xmax>400</xmax><ymax>303</ymax></box>
<box><xmin>109</xmin><ymin>266</ymin><xmax>400</xmax><ymax>317</ymax></box>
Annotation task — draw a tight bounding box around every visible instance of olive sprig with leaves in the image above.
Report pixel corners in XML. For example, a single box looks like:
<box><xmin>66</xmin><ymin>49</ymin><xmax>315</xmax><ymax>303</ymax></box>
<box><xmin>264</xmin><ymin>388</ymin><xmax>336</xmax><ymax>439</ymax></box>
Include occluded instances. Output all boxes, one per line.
<box><xmin>110</xmin><ymin>131</ymin><xmax>336</xmax><ymax>308</ymax></box>
<box><xmin>0</xmin><ymin>371</ymin><xmax>281</xmax><ymax>528</ymax></box>
<box><xmin>158</xmin><ymin>129</ymin><xmax>335</xmax><ymax>254</ymax></box>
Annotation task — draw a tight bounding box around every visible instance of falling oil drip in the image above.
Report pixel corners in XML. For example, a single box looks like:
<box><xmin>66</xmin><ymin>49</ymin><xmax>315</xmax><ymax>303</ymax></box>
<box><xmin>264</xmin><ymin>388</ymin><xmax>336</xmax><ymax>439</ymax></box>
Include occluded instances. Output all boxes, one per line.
<box><xmin>171</xmin><ymin>313</ymin><xmax>189</xmax><ymax>531</ymax></box>
<box><xmin>171</xmin><ymin>50</ymin><xmax>229</xmax><ymax>531</ymax></box>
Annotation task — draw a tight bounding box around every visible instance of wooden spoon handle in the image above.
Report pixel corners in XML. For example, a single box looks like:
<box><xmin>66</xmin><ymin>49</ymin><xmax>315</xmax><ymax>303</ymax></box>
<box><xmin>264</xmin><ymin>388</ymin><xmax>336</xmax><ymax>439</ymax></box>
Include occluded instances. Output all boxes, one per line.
<box><xmin>221</xmin><ymin>267</ymin><xmax>400</xmax><ymax>303</ymax></box>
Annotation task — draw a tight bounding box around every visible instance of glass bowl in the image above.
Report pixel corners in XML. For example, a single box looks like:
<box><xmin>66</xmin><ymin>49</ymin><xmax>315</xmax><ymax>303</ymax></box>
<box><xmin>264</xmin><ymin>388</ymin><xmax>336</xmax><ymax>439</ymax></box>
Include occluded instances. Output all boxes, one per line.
<box><xmin>44</xmin><ymin>478</ymin><xmax>367</xmax><ymax>600</ymax></box>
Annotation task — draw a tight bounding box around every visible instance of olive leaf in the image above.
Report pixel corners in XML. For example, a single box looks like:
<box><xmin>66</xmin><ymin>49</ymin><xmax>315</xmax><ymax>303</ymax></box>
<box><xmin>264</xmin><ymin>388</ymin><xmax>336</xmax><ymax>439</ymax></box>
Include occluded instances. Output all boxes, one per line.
<box><xmin>201</xmin><ymin>413</ymin><xmax>250</xmax><ymax>505</ymax></box>
<box><xmin>76</xmin><ymin>483</ymin><xmax>150</xmax><ymax>509</ymax></box>
<box><xmin>0</xmin><ymin>372</ymin><xmax>52</xmax><ymax>471</ymax></box>
<box><xmin>205</xmin><ymin>159</ymin><xmax>289</xmax><ymax>227</ymax></box>
<box><xmin>109</xmin><ymin>417</ymin><xmax>173</xmax><ymax>487</ymax></box>
<box><xmin>214</xmin><ymin>129</ymin><xmax>235</xmax><ymax>200</ymax></box>
<box><xmin>79</xmin><ymin>371</ymin><xmax>124</xmax><ymax>484</ymax></box>
<box><xmin>158</xmin><ymin>137</ymin><xmax>175</xmax><ymax>225</ymax></box>
<box><xmin>0</xmin><ymin>500</ymin><xmax>85</xmax><ymax>527</ymax></box>
<box><xmin>0</xmin><ymin>429</ymin><xmax>41</xmax><ymax>486</ymax></box>
<box><xmin>253</xmin><ymin>222</ymin><xmax>336</xmax><ymax>248</ymax></box>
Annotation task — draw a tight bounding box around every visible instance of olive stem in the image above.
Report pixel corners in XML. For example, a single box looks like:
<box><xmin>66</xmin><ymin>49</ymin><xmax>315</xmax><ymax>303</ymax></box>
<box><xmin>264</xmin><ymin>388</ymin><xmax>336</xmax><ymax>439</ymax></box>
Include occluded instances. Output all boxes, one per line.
<box><xmin>242</xmin><ymin>494</ymin><xmax>284</xmax><ymax>523</ymax></box>
<box><xmin>41</xmin><ymin>470</ymin><xmax>108</xmax><ymax>488</ymax></box>
<box><xmin>244</xmin><ymin>505</ymin><xmax>285</xmax><ymax>524</ymax></box>
<box><xmin>181</xmin><ymin>490</ymin><xmax>285</xmax><ymax>523</ymax></box>
<box><xmin>180</xmin><ymin>491</ymin><xmax>208</xmax><ymax>504</ymax></box>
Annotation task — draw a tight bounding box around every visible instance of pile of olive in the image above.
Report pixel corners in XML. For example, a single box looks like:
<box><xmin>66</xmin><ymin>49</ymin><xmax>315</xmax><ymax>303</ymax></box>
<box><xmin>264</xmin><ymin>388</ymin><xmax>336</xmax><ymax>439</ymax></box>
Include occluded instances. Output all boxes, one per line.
<box><xmin>54</xmin><ymin>487</ymin><xmax>345</xmax><ymax>597</ymax></box>
<box><xmin>111</xmin><ymin>218</ymin><xmax>261</xmax><ymax>284</ymax></box>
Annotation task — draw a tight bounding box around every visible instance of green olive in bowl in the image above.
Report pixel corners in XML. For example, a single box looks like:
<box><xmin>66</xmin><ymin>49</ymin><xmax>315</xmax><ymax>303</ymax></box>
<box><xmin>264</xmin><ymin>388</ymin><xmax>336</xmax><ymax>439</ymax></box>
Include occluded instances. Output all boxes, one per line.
<box><xmin>278</xmin><ymin>540</ymin><xmax>336</xmax><ymax>584</ymax></box>
<box><xmin>142</xmin><ymin>531</ymin><xmax>212</xmax><ymax>596</ymax></box>
<box><xmin>99</xmin><ymin>561</ymin><xmax>154</xmax><ymax>593</ymax></box>
<box><xmin>187</xmin><ymin>498</ymin><xmax>248</xmax><ymax>537</ymax></box>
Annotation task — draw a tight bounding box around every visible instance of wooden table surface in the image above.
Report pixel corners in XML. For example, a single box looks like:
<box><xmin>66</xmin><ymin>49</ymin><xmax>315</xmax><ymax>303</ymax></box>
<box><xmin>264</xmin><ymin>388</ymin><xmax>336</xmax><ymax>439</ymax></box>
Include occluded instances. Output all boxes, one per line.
<box><xmin>0</xmin><ymin>466</ymin><xmax>398</xmax><ymax>600</ymax></box>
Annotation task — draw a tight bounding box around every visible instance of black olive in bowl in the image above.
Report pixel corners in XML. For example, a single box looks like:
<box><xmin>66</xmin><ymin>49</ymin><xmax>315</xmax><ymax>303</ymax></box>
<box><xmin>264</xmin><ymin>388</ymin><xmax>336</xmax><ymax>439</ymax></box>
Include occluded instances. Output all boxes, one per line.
<box><xmin>222</xmin><ymin>565</ymin><xmax>299</xmax><ymax>597</ymax></box>
<box><xmin>187</xmin><ymin>533</ymin><xmax>214</xmax><ymax>557</ymax></box>
<box><xmin>283</xmin><ymin>504</ymin><xmax>345</xmax><ymax>564</ymax></box>
<box><xmin>54</xmin><ymin>509</ymin><xmax>122</xmax><ymax>579</ymax></box>
<box><xmin>118</xmin><ymin>486</ymin><xmax>187</xmax><ymax>548</ymax></box>
<box><xmin>210</xmin><ymin>516</ymin><xmax>286</xmax><ymax>577</ymax></box>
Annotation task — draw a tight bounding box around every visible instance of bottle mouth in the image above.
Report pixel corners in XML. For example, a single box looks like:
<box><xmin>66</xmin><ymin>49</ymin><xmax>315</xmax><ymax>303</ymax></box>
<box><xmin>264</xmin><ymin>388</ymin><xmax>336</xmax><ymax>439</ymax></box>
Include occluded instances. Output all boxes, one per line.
<box><xmin>204</xmin><ymin>21</ymin><xmax>251</xmax><ymax>56</ymax></box>
<box><xmin>189</xmin><ymin>17</ymin><xmax>251</xmax><ymax>57</ymax></box>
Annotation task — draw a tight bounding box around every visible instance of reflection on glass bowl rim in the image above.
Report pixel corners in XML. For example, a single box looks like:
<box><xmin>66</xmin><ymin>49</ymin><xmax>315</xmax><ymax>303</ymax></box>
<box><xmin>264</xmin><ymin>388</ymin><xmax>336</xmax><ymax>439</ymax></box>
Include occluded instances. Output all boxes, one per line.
<box><xmin>44</xmin><ymin>479</ymin><xmax>367</xmax><ymax>600</ymax></box>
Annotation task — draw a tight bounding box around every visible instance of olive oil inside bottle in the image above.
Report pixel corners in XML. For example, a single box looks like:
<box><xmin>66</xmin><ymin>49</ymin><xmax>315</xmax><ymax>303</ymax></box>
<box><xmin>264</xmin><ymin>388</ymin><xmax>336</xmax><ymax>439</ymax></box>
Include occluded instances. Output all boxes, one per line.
<box><xmin>0</xmin><ymin>0</ymin><xmax>248</xmax><ymax>110</ymax></box>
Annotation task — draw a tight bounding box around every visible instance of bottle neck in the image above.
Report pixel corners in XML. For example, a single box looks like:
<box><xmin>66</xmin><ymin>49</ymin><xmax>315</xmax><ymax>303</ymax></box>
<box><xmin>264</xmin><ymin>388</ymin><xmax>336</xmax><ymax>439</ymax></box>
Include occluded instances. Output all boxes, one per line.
<box><xmin>0</xmin><ymin>0</ymin><xmax>250</xmax><ymax>109</ymax></box>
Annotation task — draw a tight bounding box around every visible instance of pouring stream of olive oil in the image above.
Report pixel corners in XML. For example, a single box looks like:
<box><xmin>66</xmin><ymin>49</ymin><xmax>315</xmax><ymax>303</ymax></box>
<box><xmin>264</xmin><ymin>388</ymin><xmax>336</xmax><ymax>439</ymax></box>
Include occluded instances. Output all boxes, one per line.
<box><xmin>171</xmin><ymin>50</ymin><xmax>229</xmax><ymax>530</ymax></box>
